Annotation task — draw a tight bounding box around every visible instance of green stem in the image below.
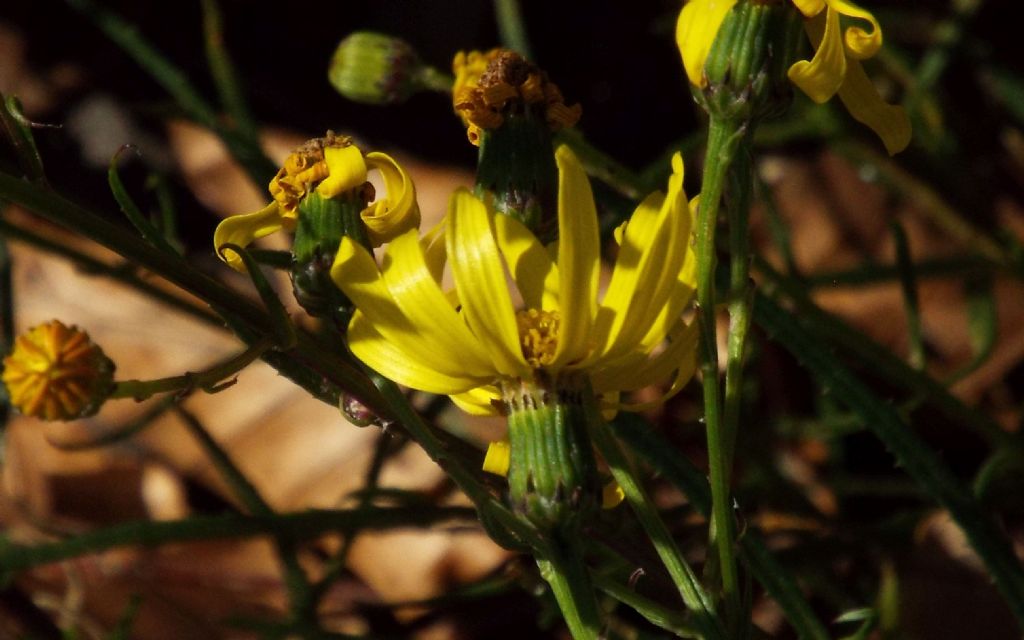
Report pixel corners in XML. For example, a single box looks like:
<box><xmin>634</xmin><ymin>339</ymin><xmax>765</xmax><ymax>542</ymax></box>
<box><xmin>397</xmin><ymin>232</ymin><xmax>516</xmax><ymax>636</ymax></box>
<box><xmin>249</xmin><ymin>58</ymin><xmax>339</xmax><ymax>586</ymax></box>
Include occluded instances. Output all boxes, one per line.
<box><xmin>609</xmin><ymin>414</ymin><xmax>830</xmax><ymax>640</ymax></box>
<box><xmin>592</xmin><ymin>573</ymin><xmax>698</xmax><ymax>638</ymax></box>
<box><xmin>111</xmin><ymin>337</ymin><xmax>272</xmax><ymax>400</ymax></box>
<box><xmin>493</xmin><ymin>0</ymin><xmax>533</xmax><ymax>60</ymax></box>
<box><xmin>201</xmin><ymin>0</ymin><xmax>259</xmax><ymax>144</ymax></box>
<box><xmin>0</xmin><ymin>507</ymin><xmax>476</xmax><ymax>574</ymax></box>
<box><xmin>589</xmin><ymin>414</ymin><xmax>726</xmax><ymax>640</ymax></box>
<box><xmin>0</xmin><ymin>216</ymin><xmax>222</xmax><ymax>328</ymax></box>
<box><xmin>722</xmin><ymin>137</ymin><xmax>754</xmax><ymax>469</ymax></box>
<box><xmin>538</xmin><ymin>539</ymin><xmax>602</xmax><ymax>640</ymax></box>
<box><xmin>695</xmin><ymin>116</ymin><xmax>746</xmax><ymax>624</ymax></box>
<box><xmin>173</xmin><ymin>406</ymin><xmax>315</xmax><ymax>629</ymax></box>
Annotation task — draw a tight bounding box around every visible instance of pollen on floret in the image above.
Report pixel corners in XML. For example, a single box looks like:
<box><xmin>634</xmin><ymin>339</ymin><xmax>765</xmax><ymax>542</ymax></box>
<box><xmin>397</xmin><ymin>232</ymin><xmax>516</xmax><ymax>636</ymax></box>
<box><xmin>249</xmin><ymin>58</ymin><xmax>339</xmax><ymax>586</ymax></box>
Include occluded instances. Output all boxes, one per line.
<box><xmin>516</xmin><ymin>308</ymin><xmax>560</xmax><ymax>368</ymax></box>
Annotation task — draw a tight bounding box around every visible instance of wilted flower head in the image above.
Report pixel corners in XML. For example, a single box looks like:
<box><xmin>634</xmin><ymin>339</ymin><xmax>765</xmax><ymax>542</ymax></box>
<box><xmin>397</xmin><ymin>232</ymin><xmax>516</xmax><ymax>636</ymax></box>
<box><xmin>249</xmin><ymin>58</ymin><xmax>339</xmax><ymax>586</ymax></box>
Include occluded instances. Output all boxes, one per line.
<box><xmin>214</xmin><ymin>132</ymin><xmax>419</xmax><ymax>270</ymax></box>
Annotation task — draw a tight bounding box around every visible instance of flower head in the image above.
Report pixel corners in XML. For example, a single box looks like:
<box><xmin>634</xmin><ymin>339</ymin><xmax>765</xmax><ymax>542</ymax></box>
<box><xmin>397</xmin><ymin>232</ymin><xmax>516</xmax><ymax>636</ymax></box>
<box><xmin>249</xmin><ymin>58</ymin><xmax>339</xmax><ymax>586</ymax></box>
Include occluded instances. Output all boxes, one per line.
<box><xmin>330</xmin><ymin>146</ymin><xmax>698</xmax><ymax>415</ymax></box>
<box><xmin>214</xmin><ymin>132</ymin><xmax>419</xmax><ymax>271</ymax></box>
<box><xmin>2</xmin><ymin>320</ymin><xmax>115</xmax><ymax>421</ymax></box>
<box><xmin>677</xmin><ymin>0</ymin><xmax>911</xmax><ymax>154</ymax></box>
<box><xmin>452</xmin><ymin>49</ymin><xmax>581</xmax><ymax>146</ymax></box>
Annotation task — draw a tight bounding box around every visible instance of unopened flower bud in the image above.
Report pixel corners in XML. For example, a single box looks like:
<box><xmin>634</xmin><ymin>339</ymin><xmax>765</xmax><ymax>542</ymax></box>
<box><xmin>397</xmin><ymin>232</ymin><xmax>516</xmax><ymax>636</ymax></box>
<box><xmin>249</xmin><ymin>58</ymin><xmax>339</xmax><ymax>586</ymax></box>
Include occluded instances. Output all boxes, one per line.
<box><xmin>329</xmin><ymin>32</ymin><xmax>435</xmax><ymax>105</ymax></box>
<box><xmin>2</xmin><ymin>320</ymin><xmax>115</xmax><ymax>421</ymax></box>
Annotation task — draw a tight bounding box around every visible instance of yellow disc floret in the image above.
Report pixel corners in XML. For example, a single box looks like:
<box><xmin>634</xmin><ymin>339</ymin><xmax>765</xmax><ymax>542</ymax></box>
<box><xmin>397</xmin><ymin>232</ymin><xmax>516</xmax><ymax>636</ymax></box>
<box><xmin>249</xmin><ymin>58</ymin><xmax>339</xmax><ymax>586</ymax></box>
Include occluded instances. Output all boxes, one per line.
<box><xmin>516</xmin><ymin>308</ymin><xmax>561</xmax><ymax>369</ymax></box>
<box><xmin>2</xmin><ymin>320</ymin><xmax>115</xmax><ymax>421</ymax></box>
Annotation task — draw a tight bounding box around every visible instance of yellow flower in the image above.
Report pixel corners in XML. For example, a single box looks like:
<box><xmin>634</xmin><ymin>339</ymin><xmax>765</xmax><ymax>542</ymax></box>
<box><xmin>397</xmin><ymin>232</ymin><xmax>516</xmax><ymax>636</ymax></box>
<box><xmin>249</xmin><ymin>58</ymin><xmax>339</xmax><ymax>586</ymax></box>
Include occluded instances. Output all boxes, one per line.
<box><xmin>2</xmin><ymin>320</ymin><xmax>114</xmax><ymax>421</ymax></box>
<box><xmin>451</xmin><ymin>49</ymin><xmax>581</xmax><ymax>146</ymax></box>
<box><xmin>330</xmin><ymin>145</ymin><xmax>699</xmax><ymax>416</ymax></box>
<box><xmin>676</xmin><ymin>0</ymin><xmax>911</xmax><ymax>154</ymax></box>
<box><xmin>214</xmin><ymin>132</ymin><xmax>419</xmax><ymax>270</ymax></box>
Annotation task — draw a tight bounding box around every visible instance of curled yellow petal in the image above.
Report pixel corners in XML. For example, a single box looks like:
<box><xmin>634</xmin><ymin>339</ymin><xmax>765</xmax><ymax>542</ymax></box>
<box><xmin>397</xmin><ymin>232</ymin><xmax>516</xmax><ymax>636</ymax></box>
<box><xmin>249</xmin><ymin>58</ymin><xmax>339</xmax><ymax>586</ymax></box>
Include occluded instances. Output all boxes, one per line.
<box><xmin>213</xmin><ymin>202</ymin><xmax>285</xmax><ymax>272</ymax></box>
<box><xmin>316</xmin><ymin>144</ymin><xmax>368</xmax><ymax>199</ymax></box>
<box><xmin>362</xmin><ymin>151</ymin><xmax>421</xmax><ymax>246</ymax></box>
<box><xmin>837</xmin><ymin>59</ymin><xmax>912</xmax><ymax>155</ymax></box>
<box><xmin>483</xmin><ymin>440</ymin><xmax>511</xmax><ymax>476</ymax></box>
<box><xmin>788</xmin><ymin>8</ymin><xmax>846</xmax><ymax>104</ymax></box>
<box><xmin>830</xmin><ymin>0</ymin><xmax>882</xmax><ymax>60</ymax></box>
<box><xmin>676</xmin><ymin>0</ymin><xmax>738</xmax><ymax>88</ymax></box>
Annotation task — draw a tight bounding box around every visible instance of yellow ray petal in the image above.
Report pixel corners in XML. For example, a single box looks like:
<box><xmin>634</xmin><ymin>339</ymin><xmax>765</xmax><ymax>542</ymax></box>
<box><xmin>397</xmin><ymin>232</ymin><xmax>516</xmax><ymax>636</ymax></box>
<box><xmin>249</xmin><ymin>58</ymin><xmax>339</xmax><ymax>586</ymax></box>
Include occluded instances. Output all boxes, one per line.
<box><xmin>448</xmin><ymin>189</ymin><xmax>529</xmax><ymax>378</ymax></box>
<box><xmin>213</xmin><ymin>202</ymin><xmax>285</xmax><ymax>271</ymax></box>
<box><xmin>494</xmin><ymin>214</ymin><xmax>559</xmax><ymax>310</ymax></box>
<box><xmin>585</xmin><ymin>191</ymin><xmax>664</xmax><ymax>363</ymax></box>
<box><xmin>552</xmin><ymin>146</ymin><xmax>599</xmax><ymax>368</ymax></box>
<box><xmin>348</xmin><ymin>311</ymin><xmax>484</xmax><ymax>394</ymax></box>
<box><xmin>788</xmin><ymin>8</ymin><xmax>846</xmax><ymax>104</ymax></box>
<box><xmin>791</xmin><ymin>0</ymin><xmax>826</xmax><ymax>17</ymax></box>
<box><xmin>362</xmin><ymin>152</ymin><xmax>422</xmax><ymax>246</ymax></box>
<box><xmin>316</xmin><ymin>144</ymin><xmax>368</xmax><ymax>198</ymax></box>
<box><xmin>332</xmin><ymin>236</ymin><xmax>484</xmax><ymax>381</ymax></box>
<box><xmin>639</xmin><ymin>193</ymin><xmax>699</xmax><ymax>351</ymax></box>
<box><xmin>451</xmin><ymin>386</ymin><xmax>503</xmax><ymax>416</ymax></box>
<box><xmin>609</xmin><ymin>320</ymin><xmax>699</xmax><ymax>411</ymax></box>
<box><xmin>676</xmin><ymin>0</ymin><xmax>738</xmax><ymax>88</ymax></box>
<box><xmin>483</xmin><ymin>440</ymin><xmax>511</xmax><ymax>475</ymax></box>
<box><xmin>380</xmin><ymin>229</ymin><xmax>494</xmax><ymax>377</ymax></box>
<box><xmin>830</xmin><ymin>0</ymin><xmax>882</xmax><ymax>60</ymax></box>
<box><xmin>837</xmin><ymin>58</ymin><xmax>912</xmax><ymax>155</ymax></box>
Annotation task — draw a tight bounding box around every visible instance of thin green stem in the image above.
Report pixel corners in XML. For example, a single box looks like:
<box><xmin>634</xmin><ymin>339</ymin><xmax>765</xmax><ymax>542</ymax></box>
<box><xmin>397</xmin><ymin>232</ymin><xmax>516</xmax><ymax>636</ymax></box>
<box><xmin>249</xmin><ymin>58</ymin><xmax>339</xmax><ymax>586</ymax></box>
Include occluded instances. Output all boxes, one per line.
<box><xmin>111</xmin><ymin>337</ymin><xmax>272</xmax><ymax>400</ymax></box>
<box><xmin>592</xmin><ymin>573</ymin><xmax>699</xmax><ymax>638</ymax></box>
<box><xmin>890</xmin><ymin>220</ymin><xmax>925</xmax><ymax>369</ymax></box>
<box><xmin>538</xmin><ymin>538</ymin><xmax>602</xmax><ymax>640</ymax></box>
<box><xmin>173</xmin><ymin>406</ymin><xmax>316</xmax><ymax>630</ymax></box>
<box><xmin>589</xmin><ymin>415</ymin><xmax>727</xmax><ymax>640</ymax></box>
<box><xmin>493</xmin><ymin>0</ymin><xmax>533</xmax><ymax>61</ymax></box>
<box><xmin>0</xmin><ymin>507</ymin><xmax>476</xmax><ymax>574</ymax></box>
<box><xmin>66</xmin><ymin>0</ymin><xmax>276</xmax><ymax>186</ymax></box>
<box><xmin>201</xmin><ymin>0</ymin><xmax>259</xmax><ymax>144</ymax></box>
<box><xmin>695</xmin><ymin>116</ymin><xmax>745</xmax><ymax>625</ymax></box>
<box><xmin>0</xmin><ymin>216</ymin><xmax>222</xmax><ymax>328</ymax></box>
<box><xmin>722</xmin><ymin>138</ymin><xmax>754</xmax><ymax>470</ymax></box>
<box><xmin>608</xmin><ymin>414</ymin><xmax>830</xmax><ymax>640</ymax></box>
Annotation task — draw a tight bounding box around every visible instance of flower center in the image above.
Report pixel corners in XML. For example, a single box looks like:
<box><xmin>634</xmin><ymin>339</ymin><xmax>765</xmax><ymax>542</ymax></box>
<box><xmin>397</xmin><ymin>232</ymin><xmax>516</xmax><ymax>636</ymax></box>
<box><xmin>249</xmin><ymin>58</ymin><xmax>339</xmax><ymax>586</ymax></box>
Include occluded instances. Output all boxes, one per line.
<box><xmin>516</xmin><ymin>308</ymin><xmax>560</xmax><ymax>368</ymax></box>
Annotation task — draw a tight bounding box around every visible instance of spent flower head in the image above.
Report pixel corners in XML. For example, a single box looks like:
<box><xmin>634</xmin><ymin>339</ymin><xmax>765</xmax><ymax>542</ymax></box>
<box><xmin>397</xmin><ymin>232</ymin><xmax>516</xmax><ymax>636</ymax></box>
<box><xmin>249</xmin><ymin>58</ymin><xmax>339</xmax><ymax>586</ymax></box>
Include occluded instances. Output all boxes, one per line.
<box><xmin>213</xmin><ymin>132</ymin><xmax>419</xmax><ymax>271</ymax></box>
<box><xmin>452</xmin><ymin>49</ymin><xmax>581</xmax><ymax>146</ymax></box>
<box><xmin>2</xmin><ymin>320</ymin><xmax>115</xmax><ymax>421</ymax></box>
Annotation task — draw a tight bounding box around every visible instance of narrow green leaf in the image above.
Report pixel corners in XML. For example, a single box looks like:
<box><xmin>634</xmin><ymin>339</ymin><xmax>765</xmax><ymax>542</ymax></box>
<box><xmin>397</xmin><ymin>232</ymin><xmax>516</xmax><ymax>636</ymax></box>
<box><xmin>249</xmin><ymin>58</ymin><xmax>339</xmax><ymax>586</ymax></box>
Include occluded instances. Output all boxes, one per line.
<box><xmin>946</xmin><ymin>275</ymin><xmax>997</xmax><ymax>383</ymax></box>
<box><xmin>108</xmin><ymin>146</ymin><xmax>179</xmax><ymax>255</ymax></box>
<box><xmin>890</xmin><ymin>220</ymin><xmax>925</xmax><ymax>369</ymax></box>
<box><xmin>0</xmin><ymin>94</ymin><xmax>47</xmax><ymax>184</ymax></box>
<box><xmin>754</xmin><ymin>293</ymin><xmax>1024</xmax><ymax>629</ymax></box>
<box><xmin>218</xmin><ymin>242</ymin><xmax>296</xmax><ymax>350</ymax></box>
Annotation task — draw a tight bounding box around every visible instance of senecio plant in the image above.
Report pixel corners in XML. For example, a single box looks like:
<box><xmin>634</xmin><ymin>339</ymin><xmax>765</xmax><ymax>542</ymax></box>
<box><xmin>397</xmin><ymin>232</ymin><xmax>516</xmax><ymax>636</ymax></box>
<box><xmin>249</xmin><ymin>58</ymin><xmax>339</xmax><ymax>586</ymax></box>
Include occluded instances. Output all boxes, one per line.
<box><xmin>3</xmin><ymin>0</ymin><xmax>1024</xmax><ymax>638</ymax></box>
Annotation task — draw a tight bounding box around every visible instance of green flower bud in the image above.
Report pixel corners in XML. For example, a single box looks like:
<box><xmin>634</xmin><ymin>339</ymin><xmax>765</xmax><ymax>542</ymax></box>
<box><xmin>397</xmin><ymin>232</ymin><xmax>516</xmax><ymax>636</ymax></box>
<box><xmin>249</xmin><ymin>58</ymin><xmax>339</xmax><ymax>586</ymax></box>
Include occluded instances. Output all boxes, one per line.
<box><xmin>329</xmin><ymin>32</ymin><xmax>434</xmax><ymax>105</ymax></box>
